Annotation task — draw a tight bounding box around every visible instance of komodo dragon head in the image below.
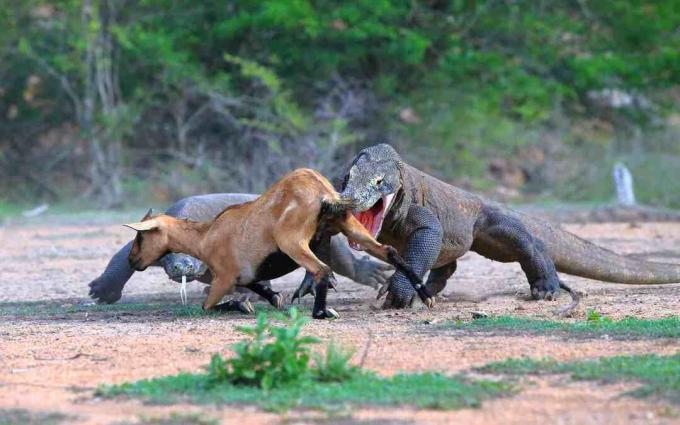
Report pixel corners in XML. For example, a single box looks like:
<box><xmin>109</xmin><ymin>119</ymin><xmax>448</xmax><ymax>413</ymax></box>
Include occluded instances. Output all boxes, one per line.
<box><xmin>159</xmin><ymin>253</ymin><xmax>207</xmax><ymax>282</ymax></box>
<box><xmin>339</xmin><ymin>143</ymin><xmax>402</xmax><ymax>249</ymax></box>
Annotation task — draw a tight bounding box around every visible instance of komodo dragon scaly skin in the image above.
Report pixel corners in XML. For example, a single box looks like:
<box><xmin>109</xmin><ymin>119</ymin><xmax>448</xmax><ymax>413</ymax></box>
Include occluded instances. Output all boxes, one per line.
<box><xmin>88</xmin><ymin>193</ymin><xmax>392</xmax><ymax>304</ymax></box>
<box><xmin>334</xmin><ymin>143</ymin><xmax>680</xmax><ymax>309</ymax></box>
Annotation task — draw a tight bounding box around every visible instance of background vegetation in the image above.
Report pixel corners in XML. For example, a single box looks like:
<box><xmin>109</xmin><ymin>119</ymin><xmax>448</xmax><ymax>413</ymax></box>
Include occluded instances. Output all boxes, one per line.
<box><xmin>1</xmin><ymin>1</ymin><xmax>679</xmax><ymax>208</ymax></box>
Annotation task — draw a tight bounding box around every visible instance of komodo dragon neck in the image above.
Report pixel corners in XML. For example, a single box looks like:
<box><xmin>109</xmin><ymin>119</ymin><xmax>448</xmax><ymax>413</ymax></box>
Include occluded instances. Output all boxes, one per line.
<box><xmin>385</xmin><ymin>163</ymin><xmax>484</xmax><ymax>231</ymax></box>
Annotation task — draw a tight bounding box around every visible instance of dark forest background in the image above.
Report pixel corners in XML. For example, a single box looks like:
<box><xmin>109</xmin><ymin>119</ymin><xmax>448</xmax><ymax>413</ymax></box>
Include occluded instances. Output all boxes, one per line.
<box><xmin>1</xmin><ymin>1</ymin><xmax>679</xmax><ymax>210</ymax></box>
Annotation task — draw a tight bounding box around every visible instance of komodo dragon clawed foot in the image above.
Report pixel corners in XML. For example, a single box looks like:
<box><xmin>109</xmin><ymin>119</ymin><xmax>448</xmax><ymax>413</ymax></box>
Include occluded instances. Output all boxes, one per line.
<box><xmin>530</xmin><ymin>275</ymin><xmax>561</xmax><ymax>301</ymax></box>
<box><xmin>212</xmin><ymin>299</ymin><xmax>255</xmax><ymax>314</ymax></box>
<box><xmin>377</xmin><ymin>281</ymin><xmax>435</xmax><ymax>309</ymax></box>
<box><xmin>88</xmin><ymin>278</ymin><xmax>123</xmax><ymax>304</ymax></box>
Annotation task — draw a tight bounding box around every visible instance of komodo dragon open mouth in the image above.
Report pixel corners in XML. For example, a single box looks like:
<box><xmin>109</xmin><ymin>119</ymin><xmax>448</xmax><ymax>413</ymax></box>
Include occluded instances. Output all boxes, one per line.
<box><xmin>349</xmin><ymin>193</ymin><xmax>395</xmax><ymax>251</ymax></box>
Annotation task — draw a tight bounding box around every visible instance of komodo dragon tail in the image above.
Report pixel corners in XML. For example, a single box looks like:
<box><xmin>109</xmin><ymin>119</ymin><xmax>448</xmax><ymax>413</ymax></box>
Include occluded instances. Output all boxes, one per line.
<box><xmin>518</xmin><ymin>212</ymin><xmax>680</xmax><ymax>284</ymax></box>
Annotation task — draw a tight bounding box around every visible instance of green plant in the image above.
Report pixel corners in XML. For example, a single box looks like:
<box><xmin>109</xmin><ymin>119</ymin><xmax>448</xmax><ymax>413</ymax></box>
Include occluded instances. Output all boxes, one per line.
<box><xmin>208</xmin><ymin>308</ymin><xmax>319</xmax><ymax>390</ymax></box>
<box><xmin>99</xmin><ymin>308</ymin><xmax>513</xmax><ymax>411</ymax></box>
<box><xmin>478</xmin><ymin>352</ymin><xmax>680</xmax><ymax>404</ymax></box>
<box><xmin>313</xmin><ymin>341</ymin><xmax>359</xmax><ymax>383</ymax></box>
<box><xmin>98</xmin><ymin>370</ymin><xmax>512</xmax><ymax>412</ymax></box>
<box><xmin>447</xmin><ymin>315</ymin><xmax>680</xmax><ymax>339</ymax></box>
<box><xmin>586</xmin><ymin>310</ymin><xmax>611</xmax><ymax>323</ymax></box>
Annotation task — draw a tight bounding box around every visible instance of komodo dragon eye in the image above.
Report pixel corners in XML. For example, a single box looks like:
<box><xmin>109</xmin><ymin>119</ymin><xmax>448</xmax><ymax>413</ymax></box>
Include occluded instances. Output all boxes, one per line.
<box><xmin>375</xmin><ymin>178</ymin><xmax>383</xmax><ymax>186</ymax></box>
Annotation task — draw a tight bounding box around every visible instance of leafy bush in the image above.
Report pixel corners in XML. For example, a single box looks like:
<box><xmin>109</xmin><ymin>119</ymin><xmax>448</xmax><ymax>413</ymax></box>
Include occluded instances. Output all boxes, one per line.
<box><xmin>3</xmin><ymin>1</ymin><xmax>680</xmax><ymax>206</ymax></box>
<box><xmin>208</xmin><ymin>308</ymin><xmax>319</xmax><ymax>390</ymax></box>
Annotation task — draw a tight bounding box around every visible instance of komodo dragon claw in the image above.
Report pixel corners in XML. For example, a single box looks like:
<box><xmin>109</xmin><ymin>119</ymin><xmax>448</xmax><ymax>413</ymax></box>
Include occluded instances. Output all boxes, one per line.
<box><xmin>213</xmin><ymin>299</ymin><xmax>255</xmax><ymax>314</ymax></box>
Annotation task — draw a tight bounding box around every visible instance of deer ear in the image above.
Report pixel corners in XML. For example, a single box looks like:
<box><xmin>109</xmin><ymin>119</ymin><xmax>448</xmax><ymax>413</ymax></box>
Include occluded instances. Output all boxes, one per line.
<box><xmin>141</xmin><ymin>208</ymin><xmax>155</xmax><ymax>220</ymax></box>
<box><xmin>123</xmin><ymin>219</ymin><xmax>160</xmax><ymax>232</ymax></box>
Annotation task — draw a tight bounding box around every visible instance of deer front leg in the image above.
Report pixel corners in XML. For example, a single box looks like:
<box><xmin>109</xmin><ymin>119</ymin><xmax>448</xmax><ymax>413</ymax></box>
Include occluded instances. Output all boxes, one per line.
<box><xmin>278</xmin><ymin>237</ymin><xmax>338</xmax><ymax>320</ymax></box>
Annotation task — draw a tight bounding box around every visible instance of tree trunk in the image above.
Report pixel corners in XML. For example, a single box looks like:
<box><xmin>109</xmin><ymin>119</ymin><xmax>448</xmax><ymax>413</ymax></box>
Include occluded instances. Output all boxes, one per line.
<box><xmin>82</xmin><ymin>0</ymin><xmax>123</xmax><ymax>207</ymax></box>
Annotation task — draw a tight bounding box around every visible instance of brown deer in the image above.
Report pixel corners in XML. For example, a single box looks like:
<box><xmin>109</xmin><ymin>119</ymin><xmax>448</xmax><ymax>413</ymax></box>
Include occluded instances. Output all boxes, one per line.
<box><xmin>124</xmin><ymin>168</ymin><xmax>432</xmax><ymax>319</ymax></box>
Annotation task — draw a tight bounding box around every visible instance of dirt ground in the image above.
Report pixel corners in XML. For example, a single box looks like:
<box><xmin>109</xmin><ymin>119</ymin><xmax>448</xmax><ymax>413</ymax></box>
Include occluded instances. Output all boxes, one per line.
<box><xmin>1</xmin><ymin>215</ymin><xmax>679</xmax><ymax>425</ymax></box>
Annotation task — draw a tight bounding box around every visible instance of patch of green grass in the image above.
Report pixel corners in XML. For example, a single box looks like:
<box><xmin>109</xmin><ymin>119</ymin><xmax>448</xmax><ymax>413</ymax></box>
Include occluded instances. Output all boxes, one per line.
<box><xmin>0</xmin><ymin>409</ymin><xmax>71</xmax><ymax>425</ymax></box>
<box><xmin>0</xmin><ymin>300</ymin><xmax>214</xmax><ymax>319</ymax></box>
<box><xmin>478</xmin><ymin>352</ymin><xmax>680</xmax><ymax>404</ymax></box>
<box><xmin>98</xmin><ymin>370</ymin><xmax>511</xmax><ymax>412</ymax></box>
<box><xmin>99</xmin><ymin>308</ymin><xmax>512</xmax><ymax>412</ymax></box>
<box><xmin>446</xmin><ymin>315</ymin><xmax>680</xmax><ymax>339</ymax></box>
<box><xmin>0</xmin><ymin>298</ymin><xmax>280</xmax><ymax>321</ymax></box>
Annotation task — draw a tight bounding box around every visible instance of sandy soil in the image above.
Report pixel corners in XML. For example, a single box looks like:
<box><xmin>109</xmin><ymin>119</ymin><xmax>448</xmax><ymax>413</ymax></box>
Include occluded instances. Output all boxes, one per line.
<box><xmin>1</xmin><ymin>218</ymin><xmax>679</xmax><ymax>424</ymax></box>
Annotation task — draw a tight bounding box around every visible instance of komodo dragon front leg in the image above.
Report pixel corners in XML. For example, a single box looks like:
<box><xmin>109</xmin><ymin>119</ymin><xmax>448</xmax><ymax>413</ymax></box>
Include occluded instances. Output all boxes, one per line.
<box><xmin>381</xmin><ymin>205</ymin><xmax>443</xmax><ymax>308</ymax></box>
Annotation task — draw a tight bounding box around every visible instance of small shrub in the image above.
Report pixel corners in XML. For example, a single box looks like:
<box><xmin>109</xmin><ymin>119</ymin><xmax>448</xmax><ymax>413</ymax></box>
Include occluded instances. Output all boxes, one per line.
<box><xmin>207</xmin><ymin>308</ymin><xmax>319</xmax><ymax>390</ymax></box>
<box><xmin>313</xmin><ymin>341</ymin><xmax>359</xmax><ymax>383</ymax></box>
<box><xmin>586</xmin><ymin>310</ymin><xmax>612</xmax><ymax>323</ymax></box>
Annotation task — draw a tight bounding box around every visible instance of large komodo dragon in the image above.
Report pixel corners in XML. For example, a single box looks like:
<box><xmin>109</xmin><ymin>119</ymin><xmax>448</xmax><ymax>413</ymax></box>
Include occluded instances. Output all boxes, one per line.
<box><xmin>334</xmin><ymin>143</ymin><xmax>680</xmax><ymax>309</ymax></box>
<box><xmin>88</xmin><ymin>194</ymin><xmax>391</xmax><ymax>305</ymax></box>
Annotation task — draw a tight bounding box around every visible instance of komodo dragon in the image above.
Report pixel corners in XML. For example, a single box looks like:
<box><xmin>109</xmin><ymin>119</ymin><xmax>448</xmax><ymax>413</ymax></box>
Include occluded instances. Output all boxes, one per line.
<box><xmin>330</xmin><ymin>143</ymin><xmax>680</xmax><ymax>309</ymax></box>
<box><xmin>88</xmin><ymin>193</ymin><xmax>392</xmax><ymax>305</ymax></box>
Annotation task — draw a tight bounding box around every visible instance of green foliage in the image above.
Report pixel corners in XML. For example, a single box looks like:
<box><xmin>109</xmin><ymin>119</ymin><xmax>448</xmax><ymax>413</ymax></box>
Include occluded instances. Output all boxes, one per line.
<box><xmin>208</xmin><ymin>308</ymin><xmax>319</xmax><ymax>390</ymax></box>
<box><xmin>0</xmin><ymin>300</ymin><xmax>218</xmax><ymax>320</ymax></box>
<box><xmin>448</xmin><ymin>315</ymin><xmax>680</xmax><ymax>339</ymax></box>
<box><xmin>478</xmin><ymin>353</ymin><xmax>680</xmax><ymax>404</ymax></box>
<box><xmin>2</xmin><ymin>1</ymin><xmax>680</xmax><ymax>207</ymax></box>
<box><xmin>312</xmin><ymin>341</ymin><xmax>360</xmax><ymax>383</ymax></box>
<box><xmin>99</xmin><ymin>308</ymin><xmax>511</xmax><ymax>411</ymax></box>
<box><xmin>586</xmin><ymin>310</ymin><xmax>611</xmax><ymax>323</ymax></box>
<box><xmin>99</xmin><ymin>370</ymin><xmax>511</xmax><ymax>412</ymax></box>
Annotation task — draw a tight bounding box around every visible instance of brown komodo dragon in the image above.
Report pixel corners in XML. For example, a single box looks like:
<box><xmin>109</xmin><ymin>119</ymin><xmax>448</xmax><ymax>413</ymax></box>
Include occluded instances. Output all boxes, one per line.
<box><xmin>319</xmin><ymin>143</ymin><xmax>680</xmax><ymax>310</ymax></box>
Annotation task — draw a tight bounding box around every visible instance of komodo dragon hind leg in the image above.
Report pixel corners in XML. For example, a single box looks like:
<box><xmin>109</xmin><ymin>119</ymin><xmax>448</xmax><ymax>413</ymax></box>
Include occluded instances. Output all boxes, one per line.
<box><xmin>478</xmin><ymin>210</ymin><xmax>561</xmax><ymax>300</ymax></box>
